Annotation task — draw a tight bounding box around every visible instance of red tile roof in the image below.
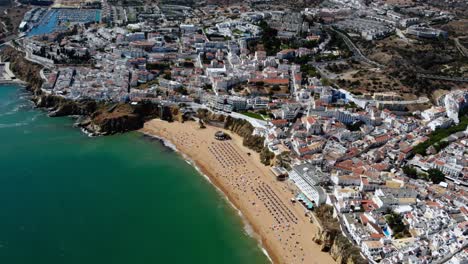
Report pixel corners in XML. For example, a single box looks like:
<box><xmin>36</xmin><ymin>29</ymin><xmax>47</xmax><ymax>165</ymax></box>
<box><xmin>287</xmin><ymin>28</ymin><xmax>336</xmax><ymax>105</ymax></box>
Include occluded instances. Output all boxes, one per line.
<box><xmin>370</xmin><ymin>233</ymin><xmax>385</xmax><ymax>239</ymax></box>
<box><xmin>299</xmin><ymin>147</ymin><xmax>311</xmax><ymax>154</ymax></box>
<box><xmin>461</xmin><ymin>206</ymin><xmax>468</xmax><ymax>215</ymax></box>
<box><xmin>271</xmin><ymin>119</ymin><xmax>288</xmax><ymax>126</ymax></box>
<box><xmin>306</xmin><ymin>116</ymin><xmax>317</xmax><ymax>124</ymax></box>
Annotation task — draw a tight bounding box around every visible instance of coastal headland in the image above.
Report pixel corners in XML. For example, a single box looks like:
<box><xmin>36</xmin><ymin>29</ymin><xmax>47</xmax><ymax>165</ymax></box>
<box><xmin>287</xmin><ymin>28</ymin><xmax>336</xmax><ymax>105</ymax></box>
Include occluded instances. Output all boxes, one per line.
<box><xmin>0</xmin><ymin>46</ymin><xmax>171</xmax><ymax>136</ymax></box>
<box><xmin>1</xmin><ymin>0</ymin><xmax>467</xmax><ymax>261</ymax></box>
<box><xmin>0</xmin><ymin>44</ymin><xmax>365</xmax><ymax>264</ymax></box>
<box><xmin>141</xmin><ymin>119</ymin><xmax>336</xmax><ymax>264</ymax></box>
<box><xmin>1</xmin><ymin>45</ymin><xmax>351</xmax><ymax>263</ymax></box>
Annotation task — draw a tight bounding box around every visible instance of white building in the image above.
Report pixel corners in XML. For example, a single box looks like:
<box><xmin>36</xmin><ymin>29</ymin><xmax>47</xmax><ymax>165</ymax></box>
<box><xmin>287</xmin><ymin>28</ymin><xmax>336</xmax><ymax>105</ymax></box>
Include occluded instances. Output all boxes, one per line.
<box><xmin>247</xmin><ymin>97</ymin><xmax>269</xmax><ymax>110</ymax></box>
<box><xmin>362</xmin><ymin>240</ymin><xmax>384</xmax><ymax>260</ymax></box>
<box><xmin>428</xmin><ymin>117</ymin><xmax>453</xmax><ymax>131</ymax></box>
<box><xmin>289</xmin><ymin>164</ymin><xmax>328</xmax><ymax>205</ymax></box>
<box><xmin>422</xmin><ymin>106</ymin><xmax>446</xmax><ymax>121</ymax></box>
<box><xmin>227</xmin><ymin>96</ymin><xmax>247</xmax><ymax>111</ymax></box>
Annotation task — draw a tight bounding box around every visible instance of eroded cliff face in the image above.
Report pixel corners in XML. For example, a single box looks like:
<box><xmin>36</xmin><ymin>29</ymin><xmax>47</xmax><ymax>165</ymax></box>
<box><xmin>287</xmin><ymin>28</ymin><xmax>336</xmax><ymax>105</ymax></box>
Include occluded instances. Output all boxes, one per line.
<box><xmin>312</xmin><ymin>205</ymin><xmax>367</xmax><ymax>264</ymax></box>
<box><xmin>2</xmin><ymin>46</ymin><xmax>43</xmax><ymax>91</ymax></box>
<box><xmin>79</xmin><ymin>104</ymin><xmax>143</xmax><ymax>135</ymax></box>
<box><xmin>1</xmin><ymin>47</ymin><xmax>169</xmax><ymax>136</ymax></box>
<box><xmin>312</xmin><ymin>227</ymin><xmax>366</xmax><ymax>264</ymax></box>
<box><xmin>313</xmin><ymin>227</ymin><xmax>338</xmax><ymax>252</ymax></box>
<box><xmin>32</xmin><ymin>94</ymin><xmax>98</xmax><ymax>117</ymax></box>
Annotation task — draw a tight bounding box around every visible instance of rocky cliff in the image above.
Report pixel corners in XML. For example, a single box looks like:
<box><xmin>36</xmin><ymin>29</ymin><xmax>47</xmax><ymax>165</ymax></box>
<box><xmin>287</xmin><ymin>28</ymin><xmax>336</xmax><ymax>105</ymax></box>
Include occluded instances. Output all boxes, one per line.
<box><xmin>79</xmin><ymin>104</ymin><xmax>144</xmax><ymax>136</ymax></box>
<box><xmin>2</xmin><ymin>46</ymin><xmax>43</xmax><ymax>91</ymax></box>
<box><xmin>1</xmin><ymin>47</ymin><xmax>170</xmax><ymax>136</ymax></box>
<box><xmin>33</xmin><ymin>94</ymin><xmax>98</xmax><ymax>117</ymax></box>
<box><xmin>312</xmin><ymin>205</ymin><xmax>367</xmax><ymax>264</ymax></box>
<box><xmin>313</xmin><ymin>228</ymin><xmax>366</xmax><ymax>264</ymax></box>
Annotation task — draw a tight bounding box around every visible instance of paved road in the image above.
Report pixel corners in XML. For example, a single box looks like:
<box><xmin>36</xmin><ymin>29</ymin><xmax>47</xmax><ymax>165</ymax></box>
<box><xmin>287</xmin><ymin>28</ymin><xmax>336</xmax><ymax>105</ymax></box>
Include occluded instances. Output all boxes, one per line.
<box><xmin>314</xmin><ymin>63</ymin><xmax>339</xmax><ymax>80</ymax></box>
<box><xmin>0</xmin><ymin>34</ymin><xmax>18</xmax><ymax>47</ymax></box>
<box><xmin>454</xmin><ymin>38</ymin><xmax>468</xmax><ymax>57</ymax></box>
<box><xmin>186</xmin><ymin>102</ymin><xmax>268</xmax><ymax>129</ymax></box>
<box><xmin>24</xmin><ymin>46</ymin><xmax>55</xmax><ymax>68</ymax></box>
<box><xmin>2</xmin><ymin>35</ymin><xmax>54</xmax><ymax>69</ymax></box>
<box><xmin>312</xmin><ymin>57</ymin><xmax>355</xmax><ymax>80</ymax></box>
<box><xmin>434</xmin><ymin>241</ymin><xmax>468</xmax><ymax>264</ymax></box>
<box><xmin>338</xmin><ymin>88</ymin><xmax>430</xmax><ymax>108</ymax></box>
<box><xmin>328</xmin><ymin>27</ymin><xmax>384</xmax><ymax>69</ymax></box>
<box><xmin>229</xmin><ymin>111</ymin><xmax>268</xmax><ymax>128</ymax></box>
<box><xmin>372</xmin><ymin>96</ymin><xmax>430</xmax><ymax>105</ymax></box>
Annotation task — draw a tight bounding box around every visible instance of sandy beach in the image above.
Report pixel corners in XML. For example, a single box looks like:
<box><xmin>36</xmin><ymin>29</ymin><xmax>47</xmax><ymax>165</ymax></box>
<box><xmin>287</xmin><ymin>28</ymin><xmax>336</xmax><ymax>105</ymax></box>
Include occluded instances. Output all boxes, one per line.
<box><xmin>141</xmin><ymin>119</ymin><xmax>335</xmax><ymax>264</ymax></box>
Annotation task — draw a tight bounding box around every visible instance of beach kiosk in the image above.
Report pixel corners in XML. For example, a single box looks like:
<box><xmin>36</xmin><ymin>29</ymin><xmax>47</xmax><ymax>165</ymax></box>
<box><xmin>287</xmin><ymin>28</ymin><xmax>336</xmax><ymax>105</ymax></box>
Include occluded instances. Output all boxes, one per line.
<box><xmin>214</xmin><ymin>131</ymin><xmax>228</xmax><ymax>140</ymax></box>
<box><xmin>270</xmin><ymin>166</ymin><xmax>288</xmax><ymax>181</ymax></box>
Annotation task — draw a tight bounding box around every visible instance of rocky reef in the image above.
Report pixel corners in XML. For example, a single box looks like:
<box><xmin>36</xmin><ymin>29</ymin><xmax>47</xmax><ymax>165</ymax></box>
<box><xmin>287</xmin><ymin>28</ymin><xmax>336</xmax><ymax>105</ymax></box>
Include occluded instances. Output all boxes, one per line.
<box><xmin>312</xmin><ymin>205</ymin><xmax>367</xmax><ymax>264</ymax></box>
<box><xmin>1</xmin><ymin>46</ymin><xmax>173</xmax><ymax>136</ymax></box>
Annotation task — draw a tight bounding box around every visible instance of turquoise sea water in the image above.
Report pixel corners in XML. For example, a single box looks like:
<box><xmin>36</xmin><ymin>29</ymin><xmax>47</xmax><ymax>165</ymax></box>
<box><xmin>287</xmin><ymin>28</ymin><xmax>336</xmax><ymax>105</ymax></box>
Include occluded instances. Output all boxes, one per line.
<box><xmin>0</xmin><ymin>84</ymin><xmax>269</xmax><ymax>264</ymax></box>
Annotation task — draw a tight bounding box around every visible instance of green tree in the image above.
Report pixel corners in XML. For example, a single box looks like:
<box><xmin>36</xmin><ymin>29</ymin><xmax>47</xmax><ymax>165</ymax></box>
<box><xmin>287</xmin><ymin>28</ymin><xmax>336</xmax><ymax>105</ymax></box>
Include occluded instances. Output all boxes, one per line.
<box><xmin>260</xmin><ymin>147</ymin><xmax>275</xmax><ymax>165</ymax></box>
<box><xmin>427</xmin><ymin>168</ymin><xmax>445</xmax><ymax>184</ymax></box>
<box><xmin>402</xmin><ymin>166</ymin><xmax>418</xmax><ymax>179</ymax></box>
<box><xmin>258</xmin><ymin>20</ymin><xmax>281</xmax><ymax>55</ymax></box>
<box><xmin>385</xmin><ymin>210</ymin><xmax>410</xmax><ymax>238</ymax></box>
<box><xmin>174</xmin><ymin>87</ymin><xmax>188</xmax><ymax>95</ymax></box>
<box><xmin>271</xmin><ymin>85</ymin><xmax>281</xmax><ymax>91</ymax></box>
<box><xmin>321</xmin><ymin>78</ymin><xmax>332</xmax><ymax>86</ymax></box>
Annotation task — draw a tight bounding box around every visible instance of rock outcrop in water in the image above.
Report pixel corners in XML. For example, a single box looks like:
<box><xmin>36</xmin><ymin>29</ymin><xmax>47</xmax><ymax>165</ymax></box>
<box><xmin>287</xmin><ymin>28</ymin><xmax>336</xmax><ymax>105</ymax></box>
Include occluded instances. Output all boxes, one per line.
<box><xmin>1</xmin><ymin>46</ymin><xmax>170</xmax><ymax>136</ymax></box>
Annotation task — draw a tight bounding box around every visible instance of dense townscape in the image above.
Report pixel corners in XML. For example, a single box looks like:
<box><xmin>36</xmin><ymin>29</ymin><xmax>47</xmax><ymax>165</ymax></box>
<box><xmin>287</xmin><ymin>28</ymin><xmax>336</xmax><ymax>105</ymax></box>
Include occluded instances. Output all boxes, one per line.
<box><xmin>1</xmin><ymin>0</ymin><xmax>468</xmax><ymax>263</ymax></box>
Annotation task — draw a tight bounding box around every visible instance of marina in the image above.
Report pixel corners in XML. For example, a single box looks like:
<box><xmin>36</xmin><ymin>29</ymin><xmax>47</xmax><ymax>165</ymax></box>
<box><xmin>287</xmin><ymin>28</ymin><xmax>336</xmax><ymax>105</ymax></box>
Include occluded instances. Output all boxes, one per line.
<box><xmin>25</xmin><ymin>8</ymin><xmax>101</xmax><ymax>37</ymax></box>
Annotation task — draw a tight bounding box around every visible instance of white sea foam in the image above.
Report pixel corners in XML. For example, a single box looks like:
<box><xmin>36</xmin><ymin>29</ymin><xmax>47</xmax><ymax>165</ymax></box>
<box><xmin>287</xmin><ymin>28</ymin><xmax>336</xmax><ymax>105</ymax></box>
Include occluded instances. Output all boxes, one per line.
<box><xmin>11</xmin><ymin>103</ymin><xmax>32</xmax><ymax>113</ymax></box>
<box><xmin>80</xmin><ymin>127</ymin><xmax>96</xmax><ymax>137</ymax></box>
<box><xmin>19</xmin><ymin>94</ymin><xmax>32</xmax><ymax>100</ymax></box>
<box><xmin>141</xmin><ymin>132</ymin><xmax>273</xmax><ymax>263</ymax></box>
<box><xmin>0</xmin><ymin>102</ymin><xmax>30</xmax><ymax>117</ymax></box>
<box><xmin>30</xmin><ymin>113</ymin><xmax>41</xmax><ymax>122</ymax></box>
<box><xmin>0</xmin><ymin>122</ymin><xmax>27</xmax><ymax>128</ymax></box>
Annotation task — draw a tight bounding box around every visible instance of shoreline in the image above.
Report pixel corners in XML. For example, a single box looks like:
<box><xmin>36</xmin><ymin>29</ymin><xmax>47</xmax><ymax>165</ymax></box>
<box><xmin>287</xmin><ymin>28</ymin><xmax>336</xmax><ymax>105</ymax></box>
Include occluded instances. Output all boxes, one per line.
<box><xmin>0</xmin><ymin>85</ymin><xmax>283</xmax><ymax>264</ymax></box>
<box><xmin>0</xmin><ymin>80</ymin><xmax>28</xmax><ymax>85</ymax></box>
<box><xmin>141</xmin><ymin>132</ymin><xmax>276</xmax><ymax>264</ymax></box>
<box><xmin>0</xmin><ymin>73</ymin><xmax>335</xmax><ymax>264</ymax></box>
<box><xmin>0</xmin><ymin>82</ymin><xmax>276</xmax><ymax>262</ymax></box>
<box><xmin>3</xmin><ymin>79</ymin><xmax>336</xmax><ymax>263</ymax></box>
<box><xmin>141</xmin><ymin>119</ymin><xmax>337</xmax><ymax>264</ymax></box>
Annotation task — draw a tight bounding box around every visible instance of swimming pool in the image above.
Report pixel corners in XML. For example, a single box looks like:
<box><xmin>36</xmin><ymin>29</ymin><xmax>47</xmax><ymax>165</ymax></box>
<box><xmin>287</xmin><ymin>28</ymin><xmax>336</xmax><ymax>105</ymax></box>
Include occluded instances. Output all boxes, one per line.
<box><xmin>383</xmin><ymin>227</ymin><xmax>391</xmax><ymax>237</ymax></box>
